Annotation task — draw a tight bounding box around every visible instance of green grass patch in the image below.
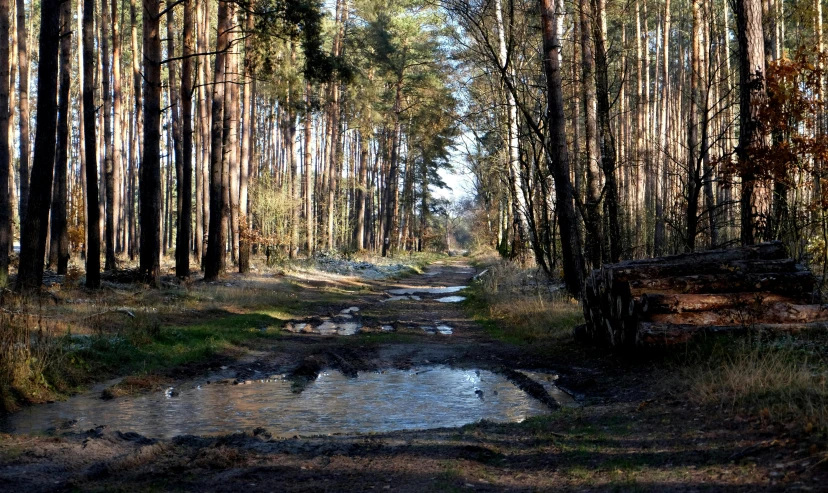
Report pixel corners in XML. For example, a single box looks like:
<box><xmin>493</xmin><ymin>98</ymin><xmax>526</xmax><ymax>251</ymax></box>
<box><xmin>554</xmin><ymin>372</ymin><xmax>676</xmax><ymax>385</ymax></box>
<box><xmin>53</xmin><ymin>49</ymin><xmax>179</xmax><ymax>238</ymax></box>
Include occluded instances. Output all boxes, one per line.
<box><xmin>69</xmin><ymin>311</ymin><xmax>283</xmax><ymax>378</ymax></box>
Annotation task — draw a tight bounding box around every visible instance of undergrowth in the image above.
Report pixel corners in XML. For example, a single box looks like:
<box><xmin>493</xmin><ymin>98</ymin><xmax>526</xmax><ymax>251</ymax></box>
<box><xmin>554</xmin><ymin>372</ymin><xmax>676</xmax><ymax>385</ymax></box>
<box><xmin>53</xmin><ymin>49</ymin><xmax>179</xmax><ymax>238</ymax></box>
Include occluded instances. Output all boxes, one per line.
<box><xmin>674</xmin><ymin>331</ymin><xmax>828</xmax><ymax>430</ymax></box>
<box><xmin>466</xmin><ymin>260</ymin><xmax>582</xmax><ymax>345</ymax></box>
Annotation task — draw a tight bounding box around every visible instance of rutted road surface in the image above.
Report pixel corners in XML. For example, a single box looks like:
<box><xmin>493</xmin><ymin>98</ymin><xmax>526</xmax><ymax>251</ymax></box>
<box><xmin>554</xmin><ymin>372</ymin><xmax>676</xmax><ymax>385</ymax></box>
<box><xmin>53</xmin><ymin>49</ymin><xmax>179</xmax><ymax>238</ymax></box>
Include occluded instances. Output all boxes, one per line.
<box><xmin>0</xmin><ymin>260</ymin><xmax>577</xmax><ymax>492</ymax></box>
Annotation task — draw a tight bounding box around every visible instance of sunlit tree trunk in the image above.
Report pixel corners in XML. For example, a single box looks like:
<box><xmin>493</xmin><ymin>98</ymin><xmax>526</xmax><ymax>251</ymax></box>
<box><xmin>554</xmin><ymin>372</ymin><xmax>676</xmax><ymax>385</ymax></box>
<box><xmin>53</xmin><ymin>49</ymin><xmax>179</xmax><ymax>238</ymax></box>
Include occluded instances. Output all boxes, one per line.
<box><xmin>16</xmin><ymin>0</ymin><xmax>29</xmax><ymax>228</ymax></box>
<box><xmin>733</xmin><ymin>0</ymin><xmax>766</xmax><ymax>245</ymax></box>
<box><xmin>238</xmin><ymin>8</ymin><xmax>253</xmax><ymax>273</ymax></box>
<box><xmin>205</xmin><ymin>0</ymin><xmax>230</xmax><ymax>280</ymax></box>
<box><xmin>197</xmin><ymin>0</ymin><xmax>210</xmax><ymax>268</ymax></box>
<box><xmin>112</xmin><ymin>0</ymin><xmax>123</xmax><ymax>256</ymax></box>
<box><xmin>304</xmin><ymin>82</ymin><xmax>315</xmax><ymax>253</ymax></box>
<box><xmin>177</xmin><ymin>0</ymin><xmax>194</xmax><ymax>278</ymax></box>
<box><xmin>580</xmin><ymin>0</ymin><xmax>603</xmax><ymax>268</ymax></box>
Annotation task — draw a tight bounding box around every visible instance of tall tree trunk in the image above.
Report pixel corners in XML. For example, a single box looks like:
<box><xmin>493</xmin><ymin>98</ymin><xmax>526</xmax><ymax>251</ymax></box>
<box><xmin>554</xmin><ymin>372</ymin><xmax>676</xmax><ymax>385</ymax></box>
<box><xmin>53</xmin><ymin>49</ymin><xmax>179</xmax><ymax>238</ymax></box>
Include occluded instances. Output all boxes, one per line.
<box><xmin>178</xmin><ymin>0</ymin><xmax>194</xmax><ymax>278</ymax></box>
<box><xmin>166</xmin><ymin>4</ymin><xmax>183</xmax><ymax>273</ymax></box>
<box><xmin>83</xmin><ymin>0</ymin><xmax>100</xmax><ymax>288</ymax></box>
<box><xmin>101</xmin><ymin>0</ymin><xmax>116</xmax><ymax>270</ymax></box>
<box><xmin>355</xmin><ymin>129</ymin><xmax>368</xmax><ymax>250</ymax></box>
<box><xmin>540</xmin><ymin>0</ymin><xmax>585</xmax><ymax>295</ymax></box>
<box><xmin>205</xmin><ymin>0</ymin><xmax>230</xmax><ymax>280</ymax></box>
<box><xmin>111</xmin><ymin>0</ymin><xmax>123</xmax><ymax>257</ymax></box>
<box><xmin>381</xmin><ymin>79</ymin><xmax>402</xmax><ymax>257</ymax></box>
<box><xmin>16</xmin><ymin>0</ymin><xmax>61</xmax><ymax>291</ymax></box>
<box><xmin>49</xmin><ymin>0</ymin><xmax>71</xmax><ymax>275</ymax></box>
<box><xmin>197</xmin><ymin>0</ymin><xmax>210</xmax><ymax>268</ymax></box>
<box><xmin>580</xmin><ymin>0</ymin><xmax>603</xmax><ymax>268</ymax></box>
<box><xmin>288</xmin><ymin>46</ymin><xmax>299</xmax><ymax>259</ymax></box>
<box><xmin>140</xmin><ymin>0</ymin><xmax>163</xmax><ymax>286</ymax></box>
<box><xmin>128</xmin><ymin>0</ymin><xmax>141</xmax><ymax>260</ymax></box>
<box><xmin>733</xmin><ymin>0</ymin><xmax>766</xmax><ymax>245</ymax></box>
<box><xmin>15</xmin><ymin>0</ymin><xmax>28</xmax><ymax>229</ymax></box>
<box><xmin>495</xmin><ymin>0</ymin><xmax>529</xmax><ymax>256</ymax></box>
<box><xmin>655</xmin><ymin>0</ymin><xmax>671</xmax><ymax>254</ymax></box>
<box><xmin>686</xmin><ymin>0</ymin><xmax>702</xmax><ymax>251</ymax></box>
<box><xmin>238</xmin><ymin>8</ymin><xmax>253</xmax><ymax>273</ymax></box>
<box><xmin>593</xmin><ymin>0</ymin><xmax>622</xmax><ymax>262</ymax></box>
<box><xmin>0</xmin><ymin>0</ymin><xmax>10</xmax><ymax>286</ymax></box>
<box><xmin>304</xmin><ymin>83</ymin><xmax>315</xmax><ymax>253</ymax></box>
<box><xmin>226</xmin><ymin>16</ymin><xmax>240</xmax><ymax>265</ymax></box>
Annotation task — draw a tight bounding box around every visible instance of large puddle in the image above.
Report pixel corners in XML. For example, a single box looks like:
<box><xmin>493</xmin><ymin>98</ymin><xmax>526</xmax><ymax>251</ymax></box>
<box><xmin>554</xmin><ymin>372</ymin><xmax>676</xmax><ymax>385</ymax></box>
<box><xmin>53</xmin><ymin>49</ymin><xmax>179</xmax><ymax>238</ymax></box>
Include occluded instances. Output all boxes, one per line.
<box><xmin>0</xmin><ymin>367</ymin><xmax>554</xmax><ymax>439</ymax></box>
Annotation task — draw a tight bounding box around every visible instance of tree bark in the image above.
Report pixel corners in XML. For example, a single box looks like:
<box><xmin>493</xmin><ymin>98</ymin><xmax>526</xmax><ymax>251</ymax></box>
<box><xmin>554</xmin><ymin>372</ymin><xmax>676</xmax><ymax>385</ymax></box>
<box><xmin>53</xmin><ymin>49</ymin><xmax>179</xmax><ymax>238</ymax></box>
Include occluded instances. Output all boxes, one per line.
<box><xmin>101</xmin><ymin>0</ymin><xmax>116</xmax><ymax>270</ymax></box>
<box><xmin>49</xmin><ymin>0</ymin><xmax>72</xmax><ymax>275</ymax></box>
<box><xmin>83</xmin><ymin>0</ymin><xmax>101</xmax><ymax>288</ymax></box>
<box><xmin>540</xmin><ymin>0</ymin><xmax>585</xmax><ymax>295</ymax></box>
<box><xmin>304</xmin><ymin>82</ymin><xmax>315</xmax><ymax>253</ymax></box>
<box><xmin>0</xmin><ymin>0</ymin><xmax>10</xmax><ymax>286</ymax></box>
<box><xmin>16</xmin><ymin>0</ymin><xmax>62</xmax><ymax>291</ymax></box>
<box><xmin>593</xmin><ymin>0</ymin><xmax>622</xmax><ymax>262</ymax></box>
<box><xmin>128</xmin><ymin>0</ymin><xmax>141</xmax><ymax>261</ymax></box>
<box><xmin>111</xmin><ymin>0</ymin><xmax>123</xmax><ymax>257</ymax></box>
<box><xmin>15</xmin><ymin>0</ymin><xmax>29</xmax><ymax>229</ymax></box>
<box><xmin>205</xmin><ymin>0</ymin><xmax>230</xmax><ymax>280</ymax></box>
<box><xmin>654</xmin><ymin>0</ymin><xmax>671</xmax><ymax>255</ymax></box>
<box><xmin>177</xmin><ymin>0</ymin><xmax>194</xmax><ymax>278</ymax></box>
<box><xmin>238</xmin><ymin>8</ymin><xmax>253</xmax><ymax>273</ymax></box>
<box><xmin>579</xmin><ymin>0</ymin><xmax>603</xmax><ymax>269</ymax></box>
<box><xmin>733</xmin><ymin>0</ymin><xmax>766</xmax><ymax>245</ymax></box>
<box><xmin>140</xmin><ymin>0</ymin><xmax>163</xmax><ymax>286</ymax></box>
<box><xmin>197</xmin><ymin>0</ymin><xmax>210</xmax><ymax>268</ymax></box>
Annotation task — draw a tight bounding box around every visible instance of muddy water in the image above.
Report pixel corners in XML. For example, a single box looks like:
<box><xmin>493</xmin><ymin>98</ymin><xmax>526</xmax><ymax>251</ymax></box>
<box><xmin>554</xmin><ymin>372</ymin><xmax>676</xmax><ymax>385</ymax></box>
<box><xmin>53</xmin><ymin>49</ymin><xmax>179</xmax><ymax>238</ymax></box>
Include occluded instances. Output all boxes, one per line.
<box><xmin>0</xmin><ymin>367</ymin><xmax>552</xmax><ymax>439</ymax></box>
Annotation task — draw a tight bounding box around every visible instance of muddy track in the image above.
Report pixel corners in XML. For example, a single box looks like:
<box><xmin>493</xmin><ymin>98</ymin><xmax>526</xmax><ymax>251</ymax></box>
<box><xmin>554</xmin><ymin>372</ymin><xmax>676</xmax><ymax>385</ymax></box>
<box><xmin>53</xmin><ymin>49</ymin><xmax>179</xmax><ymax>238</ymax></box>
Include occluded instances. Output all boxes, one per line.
<box><xmin>1</xmin><ymin>260</ymin><xmax>816</xmax><ymax>492</ymax></box>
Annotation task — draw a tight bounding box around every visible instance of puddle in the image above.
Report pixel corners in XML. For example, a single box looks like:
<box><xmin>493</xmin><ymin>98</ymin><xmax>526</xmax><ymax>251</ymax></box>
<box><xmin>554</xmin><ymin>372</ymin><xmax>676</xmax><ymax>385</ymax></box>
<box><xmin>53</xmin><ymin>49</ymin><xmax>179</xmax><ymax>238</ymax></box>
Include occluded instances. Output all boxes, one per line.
<box><xmin>388</xmin><ymin>286</ymin><xmax>468</xmax><ymax>295</ymax></box>
<box><xmin>284</xmin><ymin>310</ymin><xmax>362</xmax><ymax>336</ymax></box>
<box><xmin>435</xmin><ymin>296</ymin><xmax>466</xmax><ymax>303</ymax></box>
<box><xmin>381</xmin><ymin>325</ymin><xmax>395</xmax><ymax>332</ymax></box>
<box><xmin>0</xmin><ymin>367</ymin><xmax>555</xmax><ymax>439</ymax></box>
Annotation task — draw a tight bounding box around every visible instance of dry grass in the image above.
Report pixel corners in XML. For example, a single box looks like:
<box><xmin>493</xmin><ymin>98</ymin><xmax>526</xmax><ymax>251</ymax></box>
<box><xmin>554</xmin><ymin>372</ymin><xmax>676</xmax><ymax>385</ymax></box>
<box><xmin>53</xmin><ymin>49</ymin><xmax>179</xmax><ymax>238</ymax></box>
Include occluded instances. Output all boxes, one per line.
<box><xmin>0</xmin><ymin>302</ymin><xmax>65</xmax><ymax>411</ymax></box>
<box><xmin>681</xmin><ymin>335</ymin><xmax>828</xmax><ymax>430</ymax></box>
<box><xmin>471</xmin><ymin>260</ymin><xmax>583</xmax><ymax>344</ymax></box>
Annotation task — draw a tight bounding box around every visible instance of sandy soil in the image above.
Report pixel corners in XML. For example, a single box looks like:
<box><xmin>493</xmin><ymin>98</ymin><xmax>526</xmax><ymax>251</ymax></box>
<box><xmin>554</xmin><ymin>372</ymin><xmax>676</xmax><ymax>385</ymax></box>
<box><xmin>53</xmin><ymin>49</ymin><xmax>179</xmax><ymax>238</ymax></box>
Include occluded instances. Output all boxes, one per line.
<box><xmin>0</xmin><ymin>260</ymin><xmax>826</xmax><ymax>492</ymax></box>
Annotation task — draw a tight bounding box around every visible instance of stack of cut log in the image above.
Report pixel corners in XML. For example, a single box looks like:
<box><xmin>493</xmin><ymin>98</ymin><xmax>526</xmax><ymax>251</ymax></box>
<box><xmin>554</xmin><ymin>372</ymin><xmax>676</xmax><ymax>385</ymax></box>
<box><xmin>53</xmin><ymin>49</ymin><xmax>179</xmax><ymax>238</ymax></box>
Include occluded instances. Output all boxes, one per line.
<box><xmin>576</xmin><ymin>241</ymin><xmax>826</xmax><ymax>347</ymax></box>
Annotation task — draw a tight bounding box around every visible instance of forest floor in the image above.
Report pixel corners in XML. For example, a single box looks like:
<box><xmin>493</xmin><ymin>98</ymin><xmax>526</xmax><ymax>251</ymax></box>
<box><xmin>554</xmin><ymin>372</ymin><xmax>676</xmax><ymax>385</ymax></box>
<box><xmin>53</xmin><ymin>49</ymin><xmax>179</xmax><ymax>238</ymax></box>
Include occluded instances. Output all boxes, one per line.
<box><xmin>0</xmin><ymin>255</ymin><xmax>827</xmax><ymax>492</ymax></box>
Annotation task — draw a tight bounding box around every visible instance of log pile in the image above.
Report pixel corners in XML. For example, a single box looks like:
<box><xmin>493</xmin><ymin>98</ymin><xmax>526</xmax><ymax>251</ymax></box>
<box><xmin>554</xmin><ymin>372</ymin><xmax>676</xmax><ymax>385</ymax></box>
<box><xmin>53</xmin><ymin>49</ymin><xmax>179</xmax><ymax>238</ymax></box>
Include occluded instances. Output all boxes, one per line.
<box><xmin>576</xmin><ymin>241</ymin><xmax>826</xmax><ymax>347</ymax></box>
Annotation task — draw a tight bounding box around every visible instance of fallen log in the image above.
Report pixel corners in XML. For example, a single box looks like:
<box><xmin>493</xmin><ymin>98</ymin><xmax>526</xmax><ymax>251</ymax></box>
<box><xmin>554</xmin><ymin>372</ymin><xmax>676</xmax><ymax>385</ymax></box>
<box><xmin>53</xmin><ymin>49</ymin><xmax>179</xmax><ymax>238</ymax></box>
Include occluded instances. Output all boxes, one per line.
<box><xmin>627</xmin><ymin>271</ymin><xmax>815</xmax><ymax>296</ymax></box>
<box><xmin>647</xmin><ymin>303</ymin><xmax>828</xmax><ymax>325</ymax></box>
<box><xmin>640</xmin><ymin>292</ymin><xmax>797</xmax><ymax>314</ymax></box>
<box><xmin>607</xmin><ymin>258</ymin><xmax>802</xmax><ymax>284</ymax></box>
<box><xmin>609</xmin><ymin>241</ymin><xmax>785</xmax><ymax>269</ymax></box>
<box><xmin>579</xmin><ymin>241</ymin><xmax>824</xmax><ymax>348</ymax></box>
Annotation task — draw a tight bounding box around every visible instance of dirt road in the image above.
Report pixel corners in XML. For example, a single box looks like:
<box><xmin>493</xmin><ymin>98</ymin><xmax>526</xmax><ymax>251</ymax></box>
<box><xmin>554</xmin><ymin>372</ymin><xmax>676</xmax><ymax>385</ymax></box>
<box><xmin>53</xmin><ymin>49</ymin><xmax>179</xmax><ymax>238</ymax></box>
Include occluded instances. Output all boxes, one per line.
<box><xmin>0</xmin><ymin>260</ymin><xmax>822</xmax><ymax>491</ymax></box>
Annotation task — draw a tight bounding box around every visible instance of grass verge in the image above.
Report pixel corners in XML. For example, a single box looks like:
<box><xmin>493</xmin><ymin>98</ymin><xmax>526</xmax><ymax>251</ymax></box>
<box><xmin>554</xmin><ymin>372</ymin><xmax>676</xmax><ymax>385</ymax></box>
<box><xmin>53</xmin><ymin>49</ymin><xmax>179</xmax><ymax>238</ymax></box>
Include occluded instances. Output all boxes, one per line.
<box><xmin>464</xmin><ymin>260</ymin><xmax>582</xmax><ymax>345</ymax></box>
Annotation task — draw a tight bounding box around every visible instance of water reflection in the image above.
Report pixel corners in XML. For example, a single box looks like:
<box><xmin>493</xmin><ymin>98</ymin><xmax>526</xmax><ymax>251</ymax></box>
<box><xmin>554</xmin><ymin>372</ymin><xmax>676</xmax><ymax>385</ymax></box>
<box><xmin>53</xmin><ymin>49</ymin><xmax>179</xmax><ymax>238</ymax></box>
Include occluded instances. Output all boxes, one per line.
<box><xmin>0</xmin><ymin>367</ymin><xmax>552</xmax><ymax>439</ymax></box>
<box><xmin>435</xmin><ymin>296</ymin><xmax>466</xmax><ymax>303</ymax></box>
